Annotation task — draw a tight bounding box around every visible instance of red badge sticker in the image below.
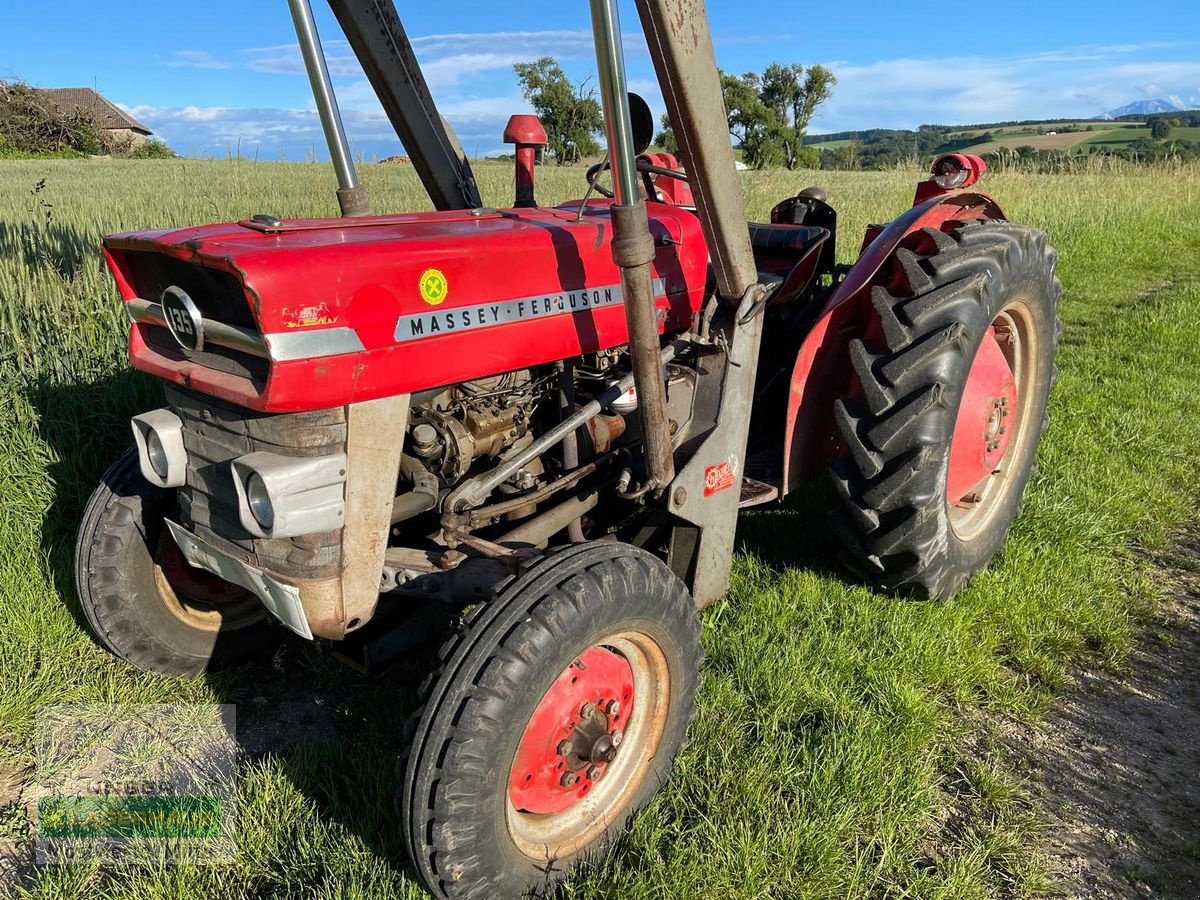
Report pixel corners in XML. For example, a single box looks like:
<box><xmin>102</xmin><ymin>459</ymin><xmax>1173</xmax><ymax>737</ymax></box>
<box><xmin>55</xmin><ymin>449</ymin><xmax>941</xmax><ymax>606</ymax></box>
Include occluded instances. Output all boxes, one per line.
<box><xmin>703</xmin><ymin>460</ymin><xmax>737</xmax><ymax>497</ymax></box>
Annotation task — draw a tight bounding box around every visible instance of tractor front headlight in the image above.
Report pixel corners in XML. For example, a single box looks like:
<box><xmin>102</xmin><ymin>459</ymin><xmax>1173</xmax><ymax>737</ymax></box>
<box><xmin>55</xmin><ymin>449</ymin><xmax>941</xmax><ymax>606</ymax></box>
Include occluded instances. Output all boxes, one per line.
<box><xmin>231</xmin><ymin>451</ymin><xmax>347</xmax><ymax>538</ymax></box>
<box><xmin>146</xmin><ymin>430</ymin><xmax>170</xmax><ymax>479</ymax></box>
<box><xmin>245</xmin><ymin>473</ymin><xmax>275</xmax><ymax>530</ymax></box>
<box><xmin>130</xmin><ymin>409</ymin><xmax>187</xmax><ymax>488</ymax></box>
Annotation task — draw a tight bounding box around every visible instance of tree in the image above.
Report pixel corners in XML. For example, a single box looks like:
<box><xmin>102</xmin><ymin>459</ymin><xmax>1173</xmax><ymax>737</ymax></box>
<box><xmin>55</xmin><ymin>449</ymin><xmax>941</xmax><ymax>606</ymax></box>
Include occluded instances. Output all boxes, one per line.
<box><xmin>513</xmin><ymin>57</ymin><xmax>603</xmax><ymax>164</ymax></box>
<box><xmin>1151</xmin><ymin>118</ymin><xmax>1172</xmax><ymax>140</ymax></box>
<box><xmin>719</xmin><ymin>63</ymin><xmax>836</xmax><ymax>169</ymax></box>
<box><xmin>832</xmin><ymin>140</ymin><xmax>860</xmax><ymax>170</ymax></box>
<box><xmin>653</xmin><ymin>113</ymin><xmax>677</xmax><ymax>153</ymax></box>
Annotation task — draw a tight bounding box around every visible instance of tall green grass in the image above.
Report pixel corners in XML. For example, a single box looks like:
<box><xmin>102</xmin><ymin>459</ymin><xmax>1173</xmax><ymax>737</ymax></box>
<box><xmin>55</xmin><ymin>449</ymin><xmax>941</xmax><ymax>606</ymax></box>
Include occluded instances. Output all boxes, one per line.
<box><xmin>1</xmin><ymin>158</ymin><xmax>1199</xmax><ymax>898</ymax></box>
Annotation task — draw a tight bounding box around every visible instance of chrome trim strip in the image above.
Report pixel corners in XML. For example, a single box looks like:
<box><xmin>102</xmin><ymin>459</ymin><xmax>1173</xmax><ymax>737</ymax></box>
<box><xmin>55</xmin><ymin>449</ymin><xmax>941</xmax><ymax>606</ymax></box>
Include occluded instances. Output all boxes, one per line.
<box><xmin>263</xmin><ymin>327</ymin><xmax>366</xmax><ymax>361</ymax></box>
<box><xmin>393</xmin><ymin>278</ymin><xmax>667</xmax><ymax>343</ymax></box>
<box><xmin>126</xmin><ymin>298</ymin><xmax>270</xmax><ymax>359</ymax></box>
<box><xmin>164</xmin><ymin>519</ymin><xmax>314</xmax><ymax>640</ymax></box>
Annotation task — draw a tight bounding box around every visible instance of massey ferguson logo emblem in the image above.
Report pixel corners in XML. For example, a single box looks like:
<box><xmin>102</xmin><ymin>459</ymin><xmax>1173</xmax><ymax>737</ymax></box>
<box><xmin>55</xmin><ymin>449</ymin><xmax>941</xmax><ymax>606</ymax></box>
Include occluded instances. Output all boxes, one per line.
<box><xmin>160</xmin><ymin>286</ymin><xmax>204</xmax><ymax>353</ymax></box>
<box><xmin>393</xmin><ymin>279</ymin><xmax>667</xmax><ymax>343</ymax></box>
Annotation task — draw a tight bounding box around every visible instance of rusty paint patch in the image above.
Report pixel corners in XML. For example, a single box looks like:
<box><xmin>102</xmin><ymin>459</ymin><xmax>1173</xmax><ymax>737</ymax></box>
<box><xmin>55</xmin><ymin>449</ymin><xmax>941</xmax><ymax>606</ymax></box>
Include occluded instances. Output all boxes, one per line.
<box><xmin>281</xmin><ymin>302</ymin><xmax>337</xmax><ymax>328</ymax></box>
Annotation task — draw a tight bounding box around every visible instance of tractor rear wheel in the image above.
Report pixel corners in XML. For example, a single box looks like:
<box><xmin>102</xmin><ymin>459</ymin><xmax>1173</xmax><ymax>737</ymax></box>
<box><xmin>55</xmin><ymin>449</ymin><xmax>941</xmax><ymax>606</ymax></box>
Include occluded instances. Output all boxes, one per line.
<box><xmin>399</xmin><ymin>542</ymin><xmax>701</xmax><ymax>898</ymax></box>
<box><xmin>74</xmin><ymin>447</ymin><xmax>277</xmax><ymax>676</ymax></box>
<box><xmin>830</xmin><ymin>220</ymin><xmax>1062</xmax><ymax>599</ymax></box>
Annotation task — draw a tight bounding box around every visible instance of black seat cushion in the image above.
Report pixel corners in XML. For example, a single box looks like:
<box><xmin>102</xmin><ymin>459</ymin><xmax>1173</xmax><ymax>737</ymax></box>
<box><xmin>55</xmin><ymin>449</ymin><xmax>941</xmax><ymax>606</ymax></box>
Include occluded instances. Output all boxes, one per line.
<box><xmin>748</xmin><ymin>223</ymin><xmax>829</xmax><ymax>254</ymax></box>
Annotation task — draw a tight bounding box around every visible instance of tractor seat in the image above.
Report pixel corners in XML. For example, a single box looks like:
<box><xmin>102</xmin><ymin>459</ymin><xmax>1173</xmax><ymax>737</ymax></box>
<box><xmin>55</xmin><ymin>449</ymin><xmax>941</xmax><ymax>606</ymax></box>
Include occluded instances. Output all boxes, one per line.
<box><xmin>748</xmin><ymin>223</ymin><xmax>829</xmax><ymax>254</ymax></box>
<box><xmin>748</xmin><ymin>223</ymin><xmax>830</xmax><ymax>307</ymax></box>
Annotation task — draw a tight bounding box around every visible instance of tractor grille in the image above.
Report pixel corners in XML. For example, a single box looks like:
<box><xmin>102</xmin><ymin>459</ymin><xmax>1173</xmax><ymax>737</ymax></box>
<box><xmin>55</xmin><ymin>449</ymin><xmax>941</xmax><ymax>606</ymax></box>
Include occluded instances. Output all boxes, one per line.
<box><xmin>164</xmin><ymin>384</ymin><xmax>347</xmax><ymax>580</ymax></box>
<box><xmin>123</xmin><ymin>250</ymin><xmax>269</xmax><ymax>384</ymax></box>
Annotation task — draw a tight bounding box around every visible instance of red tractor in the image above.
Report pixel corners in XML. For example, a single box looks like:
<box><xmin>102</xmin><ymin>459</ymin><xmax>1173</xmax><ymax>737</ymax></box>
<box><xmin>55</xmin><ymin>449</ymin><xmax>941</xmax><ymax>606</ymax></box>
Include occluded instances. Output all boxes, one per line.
<box><xmin>74</xmin><ymin>0</ymin><xmax>1060</xmax><ymax>895</ymax></box>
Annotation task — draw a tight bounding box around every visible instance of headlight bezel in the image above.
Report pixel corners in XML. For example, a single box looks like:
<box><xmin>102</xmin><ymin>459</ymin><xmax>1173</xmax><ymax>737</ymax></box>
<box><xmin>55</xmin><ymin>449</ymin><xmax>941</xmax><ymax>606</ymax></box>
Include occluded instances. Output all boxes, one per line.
<box><xmin>230</xmin><ymin>451</ymin><xmax>347</xmax><ymax>539</ymax></box>
<box><xmin>130</xmin><ymin>409</ymin><xmax>187</xmax><ymax>488</ymax></box>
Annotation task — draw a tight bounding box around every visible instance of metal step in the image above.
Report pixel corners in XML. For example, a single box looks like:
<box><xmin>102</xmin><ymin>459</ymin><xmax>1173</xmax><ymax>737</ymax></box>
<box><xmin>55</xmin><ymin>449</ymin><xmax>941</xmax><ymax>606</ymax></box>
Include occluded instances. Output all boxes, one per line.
<box><xmin>738</xmin><ymin>476</ymin><xmax>779</xmax><ymax>509</ymax></box>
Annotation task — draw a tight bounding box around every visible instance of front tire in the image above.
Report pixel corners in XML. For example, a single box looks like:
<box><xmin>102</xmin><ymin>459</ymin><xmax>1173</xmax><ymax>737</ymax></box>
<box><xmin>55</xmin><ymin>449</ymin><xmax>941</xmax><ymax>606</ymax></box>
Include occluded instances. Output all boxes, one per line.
<box><xmin>74</xmin><ymin>448</ymin><xmax>278</xmax><ymax>677</ymax></box>
<box><xmin>399</xmin><ymin>542</ymin><xmax>702</xmax><ymax>898</ymax></box>
<box><xmin>829</xmin><ymin>220</ymin><xmax>1062</xmax><ymax>599</ymax></box>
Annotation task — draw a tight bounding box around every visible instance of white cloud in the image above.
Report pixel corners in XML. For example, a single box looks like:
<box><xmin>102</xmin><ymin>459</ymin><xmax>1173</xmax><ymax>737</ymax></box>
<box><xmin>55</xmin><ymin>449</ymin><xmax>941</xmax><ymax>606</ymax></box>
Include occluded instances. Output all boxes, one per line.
<box><xmin>164</xmin><ymin>50</ymin><xmax>231</xmax><ymax>70</ymax></box>
<box><xmin>817</xmin><ymin>46</ymin><xmax>1200</xmax><ymax>130</ymax></box>
<box><xmin>134</xmin><ymin>37</ymin><xmax>1200</xmax><ymax>158</ymax></box>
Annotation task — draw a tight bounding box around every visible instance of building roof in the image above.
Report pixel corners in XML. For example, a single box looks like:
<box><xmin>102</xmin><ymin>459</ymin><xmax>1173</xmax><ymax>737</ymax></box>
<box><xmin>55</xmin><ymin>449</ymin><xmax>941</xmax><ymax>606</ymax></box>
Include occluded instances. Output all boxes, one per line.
<box><xmin>37</xmin><ymin>87</ymin><xmax>151</xmax><ymax>134</ymax></box>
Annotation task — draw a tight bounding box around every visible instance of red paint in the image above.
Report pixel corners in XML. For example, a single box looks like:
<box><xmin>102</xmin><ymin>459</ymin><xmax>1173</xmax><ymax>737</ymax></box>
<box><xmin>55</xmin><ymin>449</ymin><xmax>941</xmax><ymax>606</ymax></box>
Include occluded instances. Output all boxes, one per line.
<box><xmin>104</xmin><ymin>200</ymin><xmax>708</xmax><ymax>412</ymax></box>
<box><xmin>508</xmin><ymin>646</ymin><xmax>634</xmax><ymax>816</ymax></box>
<box><xmin>946</xmin><ymin>327</ymin><xmax>1018</xmax><ymax>504</ymax></box>
<box><xmin>781</xmin><ymin>191</ymin><xmax>1006</xmax><ymax>495</ymax></box>
<box><xmin>914</xmin><ymin>154</ymin><xmax>988</xmax><ymax>204</ymax></box>
<box><xmin>641</xmin><ymin>152</ymin><xmax>695</xmax><ymax>206</ymax></box>
<box><xmin>504</xmin><ymin>115</ymin><xmax>548</xmax><ymax>208</ymax></box>
<box><xmin>703</xmin><ymin>460</ymin><xmax>737</xmax><ymax>497</ymax></box>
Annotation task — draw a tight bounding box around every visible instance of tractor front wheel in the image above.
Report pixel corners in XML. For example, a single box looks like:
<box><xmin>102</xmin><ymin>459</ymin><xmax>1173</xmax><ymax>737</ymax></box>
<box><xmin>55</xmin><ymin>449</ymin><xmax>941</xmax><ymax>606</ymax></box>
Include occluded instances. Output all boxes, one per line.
<box><xmin>74</xmin><ymin>448</ymin><xmax>277</xmax><ymax>676</ymax></box>
<box><xmin>830</xmin><ymin>220</ymin><xmax>1062</xmax><ymax>599</ymax></box>
<box><xmin>399</xmin><ymin>542</ymin><xmax>701</xmax><ymax>898</ymax></box>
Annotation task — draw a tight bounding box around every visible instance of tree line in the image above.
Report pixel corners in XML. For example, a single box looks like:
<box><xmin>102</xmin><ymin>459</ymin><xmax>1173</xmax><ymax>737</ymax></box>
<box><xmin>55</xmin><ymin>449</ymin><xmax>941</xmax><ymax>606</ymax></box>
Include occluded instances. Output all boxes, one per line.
<box><xmin>514</xmin><ymin>57</ymin><xmax>835</xmax><ymax>170</ymax></box>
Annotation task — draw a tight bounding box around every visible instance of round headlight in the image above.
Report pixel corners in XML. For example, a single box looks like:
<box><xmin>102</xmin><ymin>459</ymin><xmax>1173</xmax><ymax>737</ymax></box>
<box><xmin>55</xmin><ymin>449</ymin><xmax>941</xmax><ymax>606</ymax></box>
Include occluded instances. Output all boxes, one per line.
<box><xmin>246</xmin><ymin>474</ymin><xmax>274</xmax><ymax>530</ymax></box>
<box><xmin>146</xmin><ymin>430</ymin><xmax>170</xmax><ymax>479</ymax></box>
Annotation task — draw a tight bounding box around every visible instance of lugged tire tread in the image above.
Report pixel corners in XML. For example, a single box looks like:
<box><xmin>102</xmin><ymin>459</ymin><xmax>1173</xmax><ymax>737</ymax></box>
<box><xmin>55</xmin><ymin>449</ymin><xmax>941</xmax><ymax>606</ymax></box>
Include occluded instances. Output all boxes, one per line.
<box><xmin>398</xmin><ymin>543</ymin><xmax>701</xmax><ymax>898</ymax></box>
<box><xmin>75</xmin><ymin>448</ymin><xmax>276</xmax><ymax>677</ymax></box>
<box><xmin>829</xmin><ymin>220</ymin><xmax>1063</xmax><ymax>599</ymax></box>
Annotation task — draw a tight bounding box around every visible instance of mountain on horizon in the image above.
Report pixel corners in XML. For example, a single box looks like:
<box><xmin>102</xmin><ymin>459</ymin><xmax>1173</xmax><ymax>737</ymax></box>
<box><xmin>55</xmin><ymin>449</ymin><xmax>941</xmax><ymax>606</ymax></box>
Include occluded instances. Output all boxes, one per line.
<box><xmin>1101</xmin><ymin>98</ymin><xmax>1186</xmax><ymax>119</ymax></box>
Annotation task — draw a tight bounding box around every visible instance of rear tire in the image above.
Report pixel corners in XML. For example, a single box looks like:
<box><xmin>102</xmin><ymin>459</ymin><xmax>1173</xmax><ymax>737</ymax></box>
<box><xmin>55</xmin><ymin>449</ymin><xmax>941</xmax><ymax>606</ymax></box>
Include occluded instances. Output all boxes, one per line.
<box><xmin>74</xmin><ymin>448</ymin><xmax>278</xmax><ymax>677</ymax></box>
<box><xmin>399</xmin><ymin>542</ymin><xmax>702</xmax><ymax>898</ymax></box>
<box><xmin>829</xmin><ymin>220</ymin><xmax>1062</xmax><ymax>599</ymax></box>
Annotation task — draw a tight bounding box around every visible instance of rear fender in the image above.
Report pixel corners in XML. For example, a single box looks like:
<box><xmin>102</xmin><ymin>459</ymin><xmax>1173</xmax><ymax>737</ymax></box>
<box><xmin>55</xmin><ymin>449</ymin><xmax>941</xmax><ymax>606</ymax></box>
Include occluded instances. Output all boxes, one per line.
<box><xmin>780</xmin><ymin>190</ymin><xmax>1005</xmax><ymax>495</ymax></box>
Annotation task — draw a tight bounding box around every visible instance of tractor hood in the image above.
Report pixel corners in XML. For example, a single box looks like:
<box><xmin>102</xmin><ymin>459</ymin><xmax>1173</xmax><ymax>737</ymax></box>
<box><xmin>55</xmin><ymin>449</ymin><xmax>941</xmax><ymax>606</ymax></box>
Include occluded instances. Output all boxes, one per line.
<box><xmin>103</xmin><ymin>201</ymin><xmax>708</xmax><ymax>412</ymax></box>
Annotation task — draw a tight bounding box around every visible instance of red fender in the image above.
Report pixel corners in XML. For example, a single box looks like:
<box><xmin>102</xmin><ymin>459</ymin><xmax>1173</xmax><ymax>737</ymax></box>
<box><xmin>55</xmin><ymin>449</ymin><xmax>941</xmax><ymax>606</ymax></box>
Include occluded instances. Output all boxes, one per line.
<box><xmin>781</xmin><ymin>190</ymin><xmax>1006</xmax><ymax>496</ymax></box>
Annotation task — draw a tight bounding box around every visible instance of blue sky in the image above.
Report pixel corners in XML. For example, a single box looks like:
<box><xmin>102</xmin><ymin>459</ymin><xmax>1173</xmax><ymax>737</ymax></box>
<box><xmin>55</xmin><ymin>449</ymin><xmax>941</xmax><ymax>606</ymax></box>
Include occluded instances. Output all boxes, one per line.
<box><xmin>3</xmin><ymin>0</ymin><xmax>1199</xmax><ymax>159</ymax></box>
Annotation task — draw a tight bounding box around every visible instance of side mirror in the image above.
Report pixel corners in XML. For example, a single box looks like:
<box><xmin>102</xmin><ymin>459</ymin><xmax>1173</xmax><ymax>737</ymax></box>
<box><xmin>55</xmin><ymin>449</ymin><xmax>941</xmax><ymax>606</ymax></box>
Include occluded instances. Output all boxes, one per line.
<box><xmin>628</xmin><ymin>92</ymin><xmax>654</xmax><ymax>156</ymax></box>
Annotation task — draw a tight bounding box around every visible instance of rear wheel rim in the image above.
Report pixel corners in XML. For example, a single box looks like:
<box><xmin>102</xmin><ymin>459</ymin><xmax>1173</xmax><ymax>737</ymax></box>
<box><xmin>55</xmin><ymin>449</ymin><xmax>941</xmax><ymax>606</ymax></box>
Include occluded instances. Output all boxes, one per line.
<box><xmin>947</xmin><ymin>300</ymin><xmax>1038</xmax><ymax>542</ymax></box>
<box><xmin>505</xmin><ymin>630</ymin><xmax>671</xmax><ymax>860</ymax></box>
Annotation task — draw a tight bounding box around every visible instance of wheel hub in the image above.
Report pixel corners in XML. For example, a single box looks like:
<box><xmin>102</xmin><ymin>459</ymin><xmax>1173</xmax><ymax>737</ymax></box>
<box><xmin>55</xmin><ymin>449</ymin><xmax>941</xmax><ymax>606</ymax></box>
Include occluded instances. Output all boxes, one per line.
<box><xmin>508</xmin><ymin>645</ymin><xmax>634</xmax><ymax>815</ymax></box>
<box><xmin>947</xmin><ymin>325</ymin><xmax>1019</xmax><ymax>506</ymax></box>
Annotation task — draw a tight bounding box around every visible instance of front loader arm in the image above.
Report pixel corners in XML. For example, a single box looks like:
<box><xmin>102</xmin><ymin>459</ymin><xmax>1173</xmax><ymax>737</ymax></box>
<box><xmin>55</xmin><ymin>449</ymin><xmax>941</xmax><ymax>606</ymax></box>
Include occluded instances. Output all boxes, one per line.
<box><xmin>326</xmin><ymin>0</ymin><xmax>482</xmax><ymax>210</ymax></box>
<box><xmin>631</xmin><ymin>0</ymin><xmax>766</xmax><ymax>606</ymax></box>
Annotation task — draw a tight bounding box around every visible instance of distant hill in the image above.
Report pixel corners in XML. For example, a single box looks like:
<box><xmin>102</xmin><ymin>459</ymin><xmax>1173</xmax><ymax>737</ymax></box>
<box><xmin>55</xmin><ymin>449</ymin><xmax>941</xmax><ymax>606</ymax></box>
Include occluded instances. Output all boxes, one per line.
<box><xmin>799</xmin><ymin>111</ymin><xmax>1200</xmax><ymax>169</ymax></box>
<box><xmin>1102</xmin><ymin>99</ymin><xmax>1186</xmax><ymax>119</ymax></box>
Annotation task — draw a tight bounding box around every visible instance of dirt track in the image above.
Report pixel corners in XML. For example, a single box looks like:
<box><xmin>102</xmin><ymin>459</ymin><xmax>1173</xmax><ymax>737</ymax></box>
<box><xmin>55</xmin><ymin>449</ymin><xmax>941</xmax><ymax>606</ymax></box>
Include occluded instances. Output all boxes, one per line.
<box><xmin>1015</xmin><ymin>530</ymin><xmax>1200</xmax><ymax>898</ymax></box>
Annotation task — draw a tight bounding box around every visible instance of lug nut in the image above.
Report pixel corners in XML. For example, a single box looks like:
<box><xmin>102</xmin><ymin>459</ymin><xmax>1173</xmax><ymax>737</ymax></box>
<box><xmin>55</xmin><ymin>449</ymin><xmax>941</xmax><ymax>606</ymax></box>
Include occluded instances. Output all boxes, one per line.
<box><xmin>606</xmin><ymin>700</ymin><xmax>620</xmax><ymax>716</ymax></box>
<box><xmin>580</xmin><ymin>702</ymin><xmax>596</xmax><ymax>718</ymax></box>
<box><xmin>611</xmin><ymin>730</ymin><xmax>624</xmax><ymax>747</ymax></box>
<box><xmin>557</xmin><ymin>739</ymin><xmax>575</xmax><ymax>757</ymax></box>
<box><xmin>561</xmin><ymin>772</ymin><xmax>578</xmax><ymax>787</ymax></box>
<box><xmin>587</xmin><ymin>766</ymin><xmax>602</xmax><ymax>780</ymax></box>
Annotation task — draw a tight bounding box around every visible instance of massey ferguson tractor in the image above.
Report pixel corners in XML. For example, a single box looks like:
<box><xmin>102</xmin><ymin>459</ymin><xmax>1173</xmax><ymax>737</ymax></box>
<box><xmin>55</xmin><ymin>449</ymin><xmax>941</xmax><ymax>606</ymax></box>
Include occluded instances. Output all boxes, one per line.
<box><xmin>74</xmin><ymin>0</ymin><xmax>1061</xmax><ymax>894</ymax></box>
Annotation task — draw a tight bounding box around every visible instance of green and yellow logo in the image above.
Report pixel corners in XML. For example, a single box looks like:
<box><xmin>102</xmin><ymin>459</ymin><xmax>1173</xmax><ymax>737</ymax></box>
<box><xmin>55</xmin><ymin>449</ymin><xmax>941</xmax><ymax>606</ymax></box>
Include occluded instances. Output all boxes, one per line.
<box><xmin>419</xmin><ymin>268</ymin><xmax>448</xmax><ymax>306</ymax></box>
<box><xmin>39</xmin><ymin>796</ymin><xmax>222</xmax><ymax>839</ymax></box>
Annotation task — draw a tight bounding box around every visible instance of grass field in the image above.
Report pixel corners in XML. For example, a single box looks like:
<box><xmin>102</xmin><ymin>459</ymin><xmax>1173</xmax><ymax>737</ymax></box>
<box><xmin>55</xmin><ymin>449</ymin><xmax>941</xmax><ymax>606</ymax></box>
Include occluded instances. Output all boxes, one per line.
<box><xmin>1083</xmin><ymin>123</ymin><xmax>1152</xmax><ymax>148</ymax></box>
<box><xmin>2</xmin><ymin>157</ymin><xmax>1200</xmax><ymax>898</ymax></box>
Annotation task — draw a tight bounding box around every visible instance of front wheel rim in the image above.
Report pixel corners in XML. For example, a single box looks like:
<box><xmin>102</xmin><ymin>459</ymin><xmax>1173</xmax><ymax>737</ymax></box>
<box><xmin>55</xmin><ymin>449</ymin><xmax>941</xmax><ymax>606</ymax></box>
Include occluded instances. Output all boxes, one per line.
<box><xmin>152</xmin><ymin>531</ymin><xmax>265</xmax><ymax>633</ymax></box>
<box><xmin>505</xmin><ymin>630</ymin><xmax>671</xmax><ymax>861</ymax></box>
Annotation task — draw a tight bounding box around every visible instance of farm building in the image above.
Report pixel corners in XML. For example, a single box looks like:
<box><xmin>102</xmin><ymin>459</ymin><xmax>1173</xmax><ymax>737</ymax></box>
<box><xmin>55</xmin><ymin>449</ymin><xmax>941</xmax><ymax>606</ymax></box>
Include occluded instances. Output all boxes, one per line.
<box><xmin>36</xmin><ymin>87</ymin><xmax>151</xmax><ymax>147</ymax></box>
